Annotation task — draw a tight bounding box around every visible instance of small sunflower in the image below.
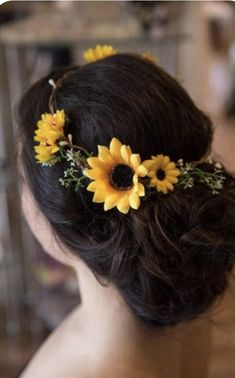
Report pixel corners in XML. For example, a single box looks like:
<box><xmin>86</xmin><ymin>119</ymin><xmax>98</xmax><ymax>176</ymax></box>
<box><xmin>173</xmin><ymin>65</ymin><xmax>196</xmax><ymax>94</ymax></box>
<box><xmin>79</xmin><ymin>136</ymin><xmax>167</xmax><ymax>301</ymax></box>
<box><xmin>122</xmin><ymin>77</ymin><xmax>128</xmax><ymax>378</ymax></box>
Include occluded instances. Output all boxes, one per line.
<box><xmin>34</xmin><ymin>145</ymin><xmax>62</xmax><ymax>165</ymax></box>
<box><xmin>83</xmin><ymin>137</ymin><xmax>147</xmax><ymax>214</ymax></box>
<box><xmin>143</xmin><ymin>155</ymin><xmax>180</xmax><ymax>194</ymax></box>
<box><xmin>34</xmin><ymin>110</ymin><xmax>65</xmax><ymax>164</ymax></box>
<box><xmin>83</xmin><ymin>45</ymin><xmax>117</xmax><ymax>63</ymax></box>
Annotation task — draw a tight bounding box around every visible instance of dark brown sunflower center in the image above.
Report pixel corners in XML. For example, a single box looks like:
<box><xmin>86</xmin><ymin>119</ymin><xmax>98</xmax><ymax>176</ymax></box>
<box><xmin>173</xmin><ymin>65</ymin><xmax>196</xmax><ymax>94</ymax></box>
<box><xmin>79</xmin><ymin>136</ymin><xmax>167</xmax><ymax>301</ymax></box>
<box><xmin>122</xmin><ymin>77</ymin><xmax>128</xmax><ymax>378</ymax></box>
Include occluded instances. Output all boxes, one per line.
<box><xmin>110</xmin><ymin>164</ymin><xmax>134</xmax><ymax>191</ymax></box>
<box><xmin>156</xmin><ymin>169</ymin><xmax>166</xmax><ymax>180</ymax></box>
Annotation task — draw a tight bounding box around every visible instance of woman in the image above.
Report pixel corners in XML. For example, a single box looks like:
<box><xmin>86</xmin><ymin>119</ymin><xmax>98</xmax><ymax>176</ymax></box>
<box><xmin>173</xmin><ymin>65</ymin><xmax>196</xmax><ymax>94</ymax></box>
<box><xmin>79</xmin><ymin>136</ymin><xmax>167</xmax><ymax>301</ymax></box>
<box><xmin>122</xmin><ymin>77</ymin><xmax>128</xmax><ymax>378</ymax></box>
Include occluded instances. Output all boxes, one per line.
<box><xmin>18</xmin><ymin>47</ymin><xmax>235</xmax><ymax>377</ymax></box>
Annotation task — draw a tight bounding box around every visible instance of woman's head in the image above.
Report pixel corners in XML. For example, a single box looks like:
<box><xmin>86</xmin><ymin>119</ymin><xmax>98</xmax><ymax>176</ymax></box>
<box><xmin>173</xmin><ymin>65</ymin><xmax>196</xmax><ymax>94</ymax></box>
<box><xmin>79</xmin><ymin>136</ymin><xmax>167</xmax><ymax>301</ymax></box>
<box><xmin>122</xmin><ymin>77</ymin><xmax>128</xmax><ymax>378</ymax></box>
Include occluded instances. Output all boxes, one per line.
<box><xmin>18</xmin><ymin>53</ymin><xmax>235</xmax><ymax>327</ymax></box>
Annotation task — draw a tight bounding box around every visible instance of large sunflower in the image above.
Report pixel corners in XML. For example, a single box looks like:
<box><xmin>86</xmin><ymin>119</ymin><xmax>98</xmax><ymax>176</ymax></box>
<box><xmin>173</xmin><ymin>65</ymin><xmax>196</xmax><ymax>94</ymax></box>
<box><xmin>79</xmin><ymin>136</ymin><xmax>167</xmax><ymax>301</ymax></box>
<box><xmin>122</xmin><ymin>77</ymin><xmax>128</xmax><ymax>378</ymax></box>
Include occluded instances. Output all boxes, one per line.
<box><xmin>34</xmin><ymin>110</ymin><xmax>65</xmax><ymax>164</ymax></box>
<box><xmin>84</xmin><ymin>138</ymin><xmax>147</xmax><ymax>214</ymax></box>
<box><xmin>142</xmin><ymin>154</ymin><xmax>180</xmax><ymax>194</ymax></box>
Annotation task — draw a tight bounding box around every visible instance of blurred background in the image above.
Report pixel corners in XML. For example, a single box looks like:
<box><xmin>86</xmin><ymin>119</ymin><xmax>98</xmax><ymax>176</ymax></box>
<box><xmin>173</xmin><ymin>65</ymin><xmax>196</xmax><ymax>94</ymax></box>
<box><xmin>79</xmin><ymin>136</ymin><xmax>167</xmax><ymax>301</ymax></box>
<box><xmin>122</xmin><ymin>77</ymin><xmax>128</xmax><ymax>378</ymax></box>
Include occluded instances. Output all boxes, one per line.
<box><xmin>0</xmin><ymin>1</ymin><xmax>235</xmax><ymax>378</ymax></box>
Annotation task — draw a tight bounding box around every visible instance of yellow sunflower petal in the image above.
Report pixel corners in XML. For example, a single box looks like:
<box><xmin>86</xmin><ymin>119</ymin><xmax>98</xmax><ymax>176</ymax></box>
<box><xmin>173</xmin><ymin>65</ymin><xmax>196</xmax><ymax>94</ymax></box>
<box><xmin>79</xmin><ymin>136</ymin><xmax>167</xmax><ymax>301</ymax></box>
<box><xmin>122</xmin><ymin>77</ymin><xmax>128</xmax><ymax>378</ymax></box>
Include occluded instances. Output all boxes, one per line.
<box><xmin>137</xmin><ymin>165</ymin><xmax>148</xmax><ymax>177</ymax></box>
<box><xmin>133</xmin><ymin>173</ymin><xmax>138</xmax><ymax>185</ymax></box>
<box><xmin>87</xmin><ymin>179</ymin><xmax>113</xmax><ymax>197</ymax></box>
<box><xmin>109</xmin><ymin>137</ymin><xmax>123</xmax><ymax>161</ymax></box>
<box><xmin>104</xmin><ymin>192</ymin><xmax>122</xmax><ymax>211</ymax></box>
<box><xmin>127</xmin><ymin>146</ymin><xmax>132</xmax><ymax>157</ymax></box>
<box><xmin>87</xmin><ymin>157</ymin><xmax>107</xmax><ymax>170</ymax></box>
<box><xmin>149</xmin><ymin>177</ymin><xmax>157</xmax><ymax>187</ymax></box>
<box><xmin>34</xmin><ymin>145</ymin><xmax>48</xmax><ymax>155</ymax></box>
<box><xmin>155</xmin><ymin>155</ymin><xmax>164</xmax><ymax>166</ymax></box>
<box><xmin>165</xmin><ymin>181</ymin><xmax>174</xmax><ymax>191</ymax></box>
<box><xmin>130</xmin><ymin>154</ymin><xmax>141</xmax><ymax>169</ymax></box>
<box><xmin>40</xmin><ymin>113</ymin><xmax>52</xmax><ymax>124</ymax></box>
<box><xmin>165</xmin><ymin>162</ymin><xmax>176</xmax><ymax>170</ymax></box>
<box><xmin>142</xmin><ymin>159</ymin><xmax>155</xmax><ymax>171</ymax></box>
<box><xmin>86</xmin><ymin>180</ymin><xmax>105</xmax><ymax>192</ymax></box>
<box><xmin>34</xmin><ymin>145</ymin><xmax>56</xmax><ymax>163</ymax></box>
<box><xmin>129</xmin><ymin>191</ymin><xmax>141</xmax><ymax>210</ymax></box>
<box><xmin>92</xmin><ymin>191</ymin><xmax>107</xmax><ymax>203</ymax></box>
<box><xmin>117</xmin><ymin>194</ymin><xmax>130</xmax><ymax>214</ymax></box>
<box><xmin>51</xmin><ymin>145</ymin><xmax>60</xmax><ymax>153</ymax></box>
<box><xmin>46</xmin><ymin>129</ymin><xmax>64</xmax><ymax>143</ymax></box>
<box><xmin>167</xmin><ymin>176</ymin><xmax>179</xmax><ymax>184</ymax></box>
<box><xmin>154</xmin><ymin>182</ymin><xmax>165</xmax><ymax>193</ymax></box>
<box><xmin>87</xmin><ymin>154</ymin><xmax>114</xmax><ymax>173</ymax></box>
<box><xmin>84</xmin><ymin>167</ymin><xmax>107</xmax><ymax>180</ymax></box>
<box><xmin>34</xmin><ymin>145</ymin><xmax>42</xmax><ymax>153</ymax></box>
<box><xmin>98</xmin><ymin>145</ymin><xmax>112</xmax><ymax>156</ymax></box>
<box><xmin>136</xmin><ymin>182</ymin><xmax>145</xmax><ymax>196</ymax></box>
<box><xmin>54</xmin><ymin>110</ymin><xmax>65</xmax><ymax>128</ymax></box>
<box><xmin>120</xmin><ymin>145</ymin><xmax>132</xmax><ymax>164</ymax></box>
<box><xmin>163</xmin><ymin>156</ymin><xmax>170</xmax><ymax>166</ymax></box>
<box><xmin>148</xmin><ymin>170</ymin><xmax>156</xmax><ymax>178</ymax></box>
<box><xmin>161</xmin><ymin>188</ymin><xmax>168</xmax><ymax>194</ymax></box>
<box><xmin>167</xmin><ymin>169</ymin><xmax>180</xmax><ymax>177</ymax></box>
<box><xmin>98</xmin><ymin>145</ymin><xmax>115</xmax><ymax>164</ymax></box>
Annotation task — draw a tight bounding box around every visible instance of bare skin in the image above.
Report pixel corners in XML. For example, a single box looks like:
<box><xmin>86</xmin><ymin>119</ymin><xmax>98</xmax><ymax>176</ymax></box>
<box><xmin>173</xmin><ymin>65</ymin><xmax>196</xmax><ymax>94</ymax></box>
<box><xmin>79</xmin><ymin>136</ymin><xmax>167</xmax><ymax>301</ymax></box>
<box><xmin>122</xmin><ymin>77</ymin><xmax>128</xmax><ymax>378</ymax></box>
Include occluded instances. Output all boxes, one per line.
<box><xmin>20</xmin><ymin>179</ymin><xmax>183</xmax><ymax>378</ymax></box>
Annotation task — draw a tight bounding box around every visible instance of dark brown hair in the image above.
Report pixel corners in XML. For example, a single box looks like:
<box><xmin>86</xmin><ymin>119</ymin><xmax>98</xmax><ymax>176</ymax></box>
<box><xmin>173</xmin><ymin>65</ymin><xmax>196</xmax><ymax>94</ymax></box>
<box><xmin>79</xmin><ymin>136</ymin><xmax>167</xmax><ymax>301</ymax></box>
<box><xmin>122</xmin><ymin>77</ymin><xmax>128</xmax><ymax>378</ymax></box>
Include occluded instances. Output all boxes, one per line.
<box><xmin>18</xmin><ymin>54</ymin><xmax>235</xmax><ymax>327</ymax></box>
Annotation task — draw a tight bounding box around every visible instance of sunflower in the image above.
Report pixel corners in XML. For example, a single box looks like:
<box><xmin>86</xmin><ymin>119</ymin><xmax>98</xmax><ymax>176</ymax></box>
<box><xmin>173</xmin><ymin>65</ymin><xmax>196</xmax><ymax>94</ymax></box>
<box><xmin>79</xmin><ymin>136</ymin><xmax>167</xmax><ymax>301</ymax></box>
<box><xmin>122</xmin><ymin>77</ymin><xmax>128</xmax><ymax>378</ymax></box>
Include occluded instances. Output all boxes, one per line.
<box><xmin>142</xmin><ymin>52</ymin><xmax>158</xmax><ymax>64</ymax></box>
<box><xmin>34</xmin><ymin>144</ymin><xmax>61</xmax><ymax>164</ymax></box>
<box><xmin>83</xmin><ymin>138</ymin><xmax>147</xmax><ymax>214</ymax></box>
<box><xmin>83</xmin><ymin>45</ymin><xmax>117</xmax><ymax>63</ymax></box>
<box><xmin>34</xmin><ymin>110</ymin><xmax>65</xmax><ymax>164</ymax></box>
<box><xmin>142</xmin><ymin>155</ymin><xmax>180</xmax><ymax>194</ymax></box>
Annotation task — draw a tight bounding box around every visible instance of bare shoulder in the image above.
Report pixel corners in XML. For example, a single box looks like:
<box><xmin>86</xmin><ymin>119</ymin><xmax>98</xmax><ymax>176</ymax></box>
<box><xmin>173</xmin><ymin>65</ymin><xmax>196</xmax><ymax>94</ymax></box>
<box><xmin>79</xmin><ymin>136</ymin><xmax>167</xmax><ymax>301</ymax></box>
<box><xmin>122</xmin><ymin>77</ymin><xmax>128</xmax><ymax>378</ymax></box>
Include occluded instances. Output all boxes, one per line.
<box><xmin>20</xmin><ymin>305</ymin><xmax>165</xmax><ymax>378</ymax></box>
<box><xmin>20</xmin><ymin>305</ymin><xmax>90</xmax><ymax>378</ymax></box>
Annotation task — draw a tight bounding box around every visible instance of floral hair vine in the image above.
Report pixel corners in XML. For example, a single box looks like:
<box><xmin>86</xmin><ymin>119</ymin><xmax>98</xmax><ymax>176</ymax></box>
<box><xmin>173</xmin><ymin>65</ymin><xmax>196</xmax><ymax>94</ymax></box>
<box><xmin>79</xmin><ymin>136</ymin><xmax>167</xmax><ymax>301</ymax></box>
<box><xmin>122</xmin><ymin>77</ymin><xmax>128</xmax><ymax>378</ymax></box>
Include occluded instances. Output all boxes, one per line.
<box><xmin>34</xmin><ymin>45</ymin><xmax>226</xmax><ymax>214</ymax></box>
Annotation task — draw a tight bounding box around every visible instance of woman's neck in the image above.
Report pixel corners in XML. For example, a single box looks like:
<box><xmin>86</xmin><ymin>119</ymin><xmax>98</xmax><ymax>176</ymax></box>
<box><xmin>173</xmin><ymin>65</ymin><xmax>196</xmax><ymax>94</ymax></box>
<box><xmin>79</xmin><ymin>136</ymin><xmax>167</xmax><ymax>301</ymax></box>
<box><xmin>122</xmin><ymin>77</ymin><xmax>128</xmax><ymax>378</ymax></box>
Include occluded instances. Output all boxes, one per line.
<box><xmin>71</xmin><ymin>260</ymin><xmax>176</xmax><ymax>378</ymax></box>
<box><xmin>21</xmin><ymin>255</ymin><xmax>182</xmax><ymax>378</ymax></box>
<box><xmin>73</xmin><ymin>260</ymin><xmax>141</xmax><ymax>349</ymax></box>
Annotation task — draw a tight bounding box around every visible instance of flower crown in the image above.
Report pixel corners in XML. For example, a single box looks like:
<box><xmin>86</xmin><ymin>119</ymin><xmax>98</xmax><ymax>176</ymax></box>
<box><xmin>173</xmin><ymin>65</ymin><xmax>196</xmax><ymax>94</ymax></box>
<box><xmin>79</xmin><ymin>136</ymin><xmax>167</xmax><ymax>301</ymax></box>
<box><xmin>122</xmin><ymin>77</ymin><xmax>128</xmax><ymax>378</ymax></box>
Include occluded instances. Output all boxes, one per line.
<box><xmin>34</xmin><ymin>45</ymin><xmax>226</xmax><ymax>214</ymax></box>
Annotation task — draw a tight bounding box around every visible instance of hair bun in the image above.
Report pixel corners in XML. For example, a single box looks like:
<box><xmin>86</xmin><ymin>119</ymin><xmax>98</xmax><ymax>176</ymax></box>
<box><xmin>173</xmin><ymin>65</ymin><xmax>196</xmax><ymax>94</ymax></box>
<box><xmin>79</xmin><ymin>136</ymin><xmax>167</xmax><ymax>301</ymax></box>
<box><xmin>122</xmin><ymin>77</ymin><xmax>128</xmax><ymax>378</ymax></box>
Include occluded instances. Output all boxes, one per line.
<box><xmin>128</xmin><ymin>174</ymin><xmax>235</xmax><ymax>325</ymax></box>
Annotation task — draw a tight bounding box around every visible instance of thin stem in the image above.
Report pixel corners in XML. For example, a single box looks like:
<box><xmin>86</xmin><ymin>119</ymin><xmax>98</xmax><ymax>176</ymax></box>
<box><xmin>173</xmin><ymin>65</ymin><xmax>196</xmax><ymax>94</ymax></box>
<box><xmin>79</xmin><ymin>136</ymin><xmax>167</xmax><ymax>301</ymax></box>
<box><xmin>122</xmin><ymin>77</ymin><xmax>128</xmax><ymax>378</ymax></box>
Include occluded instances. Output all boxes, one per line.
<box><xmin>64</xmin><ymin>137</ymin><xmax>90</xmax><ymax>157</ymax></box>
